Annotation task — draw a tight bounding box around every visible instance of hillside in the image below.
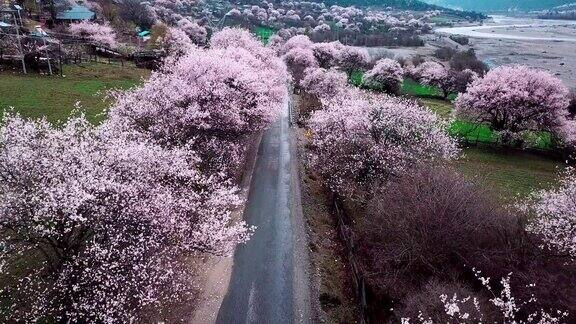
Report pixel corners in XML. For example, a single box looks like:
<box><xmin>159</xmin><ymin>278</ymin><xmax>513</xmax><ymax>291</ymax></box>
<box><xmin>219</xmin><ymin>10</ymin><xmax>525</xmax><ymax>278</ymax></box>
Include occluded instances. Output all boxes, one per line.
<box><xmin>322</xmin><ymin>0</ymin><xmax>442</xmax><ymax>10</ymax></box>
<box><xmin>423</xmin><ymin>0</ymin><xmax>576</xmax><ymax>12</ymax></box>
<box><xmin>314</xmin><ymin>0</ymin><xmax>485</xmax><ymax>18</ymax></box>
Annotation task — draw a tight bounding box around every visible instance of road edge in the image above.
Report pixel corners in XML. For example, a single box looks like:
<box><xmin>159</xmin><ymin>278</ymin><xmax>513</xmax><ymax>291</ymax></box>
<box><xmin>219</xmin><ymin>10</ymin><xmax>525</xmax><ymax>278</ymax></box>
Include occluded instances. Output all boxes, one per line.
<box><xmin>191</xmin><ymin>132</ymin><xmax>264</xmax><ymax>324</ymax></box>
<box><xmin>289</xmin><ymin>103</ymin><xmax>317</xmax><ymax>323</ymax></box>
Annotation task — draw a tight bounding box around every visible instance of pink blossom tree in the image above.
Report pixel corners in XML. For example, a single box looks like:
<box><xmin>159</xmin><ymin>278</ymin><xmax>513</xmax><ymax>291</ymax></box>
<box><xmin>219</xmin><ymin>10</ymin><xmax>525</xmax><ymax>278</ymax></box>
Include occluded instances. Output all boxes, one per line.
<box><xmin>113</xmin><ymin>43</ymin><xmax>286</xmax><ymax>140</ymax></box>
<box><xmin>109</xmin><ymin>43</ymin><xmax>287</xmax><ymax>176</ymax></box>
<box><xmin>411</xmin><ymin>62</ymin><xmax>478</xmax><ymax>99</ymax></box>
<box><xmin>311</xmin><ymin>23</ymin><xmax>332</xmax><ymax>42</ymax></box>
<box><xmin>283</xmin><ymin>47</ymin><xmax>319</xmax><ymax>85</ymax></box>
<box><xmin>281</xmin><ymin>34</ymin><xmax>314</xmax><ymax>54</ymax></box>
<box><xmin>300</xmin><ymin>67</ymin><xmax>348</xmax><ymax>99</ymax></box>
<box><xmin>177</xmin><ymin>18</ymin><xmax>208</xmax><ymax>45</ymax></box>
<box><xmin>410</xmin><ymin>61</ymin><xmax>449</xmax><ymax>97</ymax></box>
<box><xmin>68</xmin><ymin>21</ymin><xmax>118</xmax><ymax>49</ymax></box>
<box><xmin>312</xmin><ymin>41</ymin><xmax>344</xmax><ymax>68</ymax></box>
<box><xmin>363</xmin><ymin>58</ymin><xmax>405</xmax><ymax>94</ymax></box>
<box><xmin>160</xmin><ymin>27</ymin><xmax>196</xmax><ymax>58</ymax></box>
<box><xmin>308</xmin><ymin>88</ymin><xmax>458</xmax><ymax>197</ymax></box>
<box><xmin>339</xmin><ymin>46</ymin><xmax>370</xmax><ymax>72</ymax></box>
<box><xmin>0</xmin><ymin>114</ymin><xmax>250</xmax><ymax>322</ymax></box>
<box><xmin>210</xmin><ymin>27</ymin><xmax>287</xmax><ymax>75</ymax></box>
<box><xmin>455</xmin><ymin>65</ymin><xmax>572</xmax><ymax>140</ymax></box>
<box><xmin>523</xmin><ymin>169</ymin><xmax>576</xmax><ymax>259</ymax></box>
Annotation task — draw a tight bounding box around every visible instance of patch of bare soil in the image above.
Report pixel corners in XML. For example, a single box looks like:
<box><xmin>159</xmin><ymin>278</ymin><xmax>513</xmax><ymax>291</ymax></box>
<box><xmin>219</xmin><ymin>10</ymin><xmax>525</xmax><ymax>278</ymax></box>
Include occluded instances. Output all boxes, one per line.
<box><xmin>293</xmin><ymin>93</ymin><xmax>359</xmax><ymax>323</ymax></box>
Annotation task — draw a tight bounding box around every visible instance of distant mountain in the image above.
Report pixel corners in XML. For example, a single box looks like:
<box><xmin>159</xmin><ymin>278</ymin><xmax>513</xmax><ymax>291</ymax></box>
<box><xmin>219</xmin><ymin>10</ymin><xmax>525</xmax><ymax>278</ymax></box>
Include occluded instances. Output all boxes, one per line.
<box><xmin>322</xmin><ymin>0</ymin><xmax>443</xmax><ymax>10</ymax></box>
<box><xmin>320</xmin><ymin>0</ymin><xmax>486</xmax><ymax>19</ymax></box>
<box><xmin>422</xmin><ymin>0</ymin><xmax>576</xmax><ymax>12</ymax></box>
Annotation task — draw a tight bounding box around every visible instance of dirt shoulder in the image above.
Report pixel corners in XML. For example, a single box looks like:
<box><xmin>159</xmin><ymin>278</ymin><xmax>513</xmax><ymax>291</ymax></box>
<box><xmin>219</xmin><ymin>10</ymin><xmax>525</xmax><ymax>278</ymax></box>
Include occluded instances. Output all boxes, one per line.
<box><xmin>292</xmin><ymin>94</ymin><xmax>359</xmax><ymax>324</ymax></box>
<box><xmin>191</xmin><ymin>132</ymin><xmax>263</xmax><ymax>324</ymax></box>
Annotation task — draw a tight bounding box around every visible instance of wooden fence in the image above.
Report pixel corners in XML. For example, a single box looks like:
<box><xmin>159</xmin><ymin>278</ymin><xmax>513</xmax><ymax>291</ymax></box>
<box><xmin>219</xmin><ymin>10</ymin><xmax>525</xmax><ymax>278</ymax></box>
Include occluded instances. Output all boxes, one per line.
<box><xmin>331</xmin><ymin>195</ymin><xmax>369</xmax><ymax>324</ymax></box>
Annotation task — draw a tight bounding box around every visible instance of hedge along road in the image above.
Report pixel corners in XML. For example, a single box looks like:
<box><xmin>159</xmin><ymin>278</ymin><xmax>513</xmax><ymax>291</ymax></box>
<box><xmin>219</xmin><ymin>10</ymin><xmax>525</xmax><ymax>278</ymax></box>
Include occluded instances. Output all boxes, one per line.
<box><xmin>216</xmin><ymin>93</ymin><xmax>313</xmax><ymax>323</ymax></box>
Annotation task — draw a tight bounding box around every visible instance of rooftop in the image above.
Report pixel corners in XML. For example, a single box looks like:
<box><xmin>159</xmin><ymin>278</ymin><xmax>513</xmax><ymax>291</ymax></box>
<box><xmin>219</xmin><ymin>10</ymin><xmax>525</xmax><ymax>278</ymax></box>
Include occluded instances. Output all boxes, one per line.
<box><xmin>56</xmin><ymin>4</ymin><xmax>95</xmax><ymax>21</ymax></box>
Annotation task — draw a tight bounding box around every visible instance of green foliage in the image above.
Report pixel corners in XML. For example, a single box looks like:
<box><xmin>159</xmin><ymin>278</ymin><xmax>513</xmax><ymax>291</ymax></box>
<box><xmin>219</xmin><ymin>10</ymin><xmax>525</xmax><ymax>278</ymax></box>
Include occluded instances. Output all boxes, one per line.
<box><xmin>253</xmin><ymin>26</ymin><xmax>275</xmax><ymax>44</ymax></box>
<box><xmin>348</xmin><ymin>70</ymin><xmax>364</xmax><ymax>87</ymax></box>
<box><xmin>401</xmin><ymin>78</ymin><xmax>442</xmax><ymax>97</ymax></box>
<box><xmin>0</xmin><ymin>63</ymin><xmax>149</xmax><ymax>124</ymax></box>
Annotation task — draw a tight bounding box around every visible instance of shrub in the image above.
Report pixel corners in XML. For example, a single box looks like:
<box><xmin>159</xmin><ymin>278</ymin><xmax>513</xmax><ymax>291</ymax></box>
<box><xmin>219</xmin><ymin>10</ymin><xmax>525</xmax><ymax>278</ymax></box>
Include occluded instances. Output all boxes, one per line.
<box><xmin>449</xmin><ymin>49</ymin><xmax>487</xmax><ymax>75</ymax></box>
<box><xmin>356</xmin><ymin>167</ymin><xmax>576</xmax><ymax>321</ymax></box>
<box><xmin>355</xmin><ymin>167</ymin><xmax>523</xmax><ymax>300</ymax></box>
<box><xmin>568</xmin><ymin>89</ymin><xmax>576</xmax><ymax>118</ymax></box>
<box><xmin>449</xmin><ymin>35</ymin><xmax>470</xmax><ymax>45</ymax></box>
<box><xmin>434</xmin><ymin>46</ymin><xmax>457</xmax><ymax>60</ymax></box>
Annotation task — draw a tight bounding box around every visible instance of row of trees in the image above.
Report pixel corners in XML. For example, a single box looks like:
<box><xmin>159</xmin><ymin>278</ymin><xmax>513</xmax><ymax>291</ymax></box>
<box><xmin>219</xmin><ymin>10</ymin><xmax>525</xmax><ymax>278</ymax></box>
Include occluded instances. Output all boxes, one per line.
<box><xmin>278</xmin><ymin>31</ymin><xmax>576</xmax><ymax>322</ymax></box>
<box><xmin>0</xmin><ymin>28</ymin><xmax>287</xmax><ymax>322</ymax></box>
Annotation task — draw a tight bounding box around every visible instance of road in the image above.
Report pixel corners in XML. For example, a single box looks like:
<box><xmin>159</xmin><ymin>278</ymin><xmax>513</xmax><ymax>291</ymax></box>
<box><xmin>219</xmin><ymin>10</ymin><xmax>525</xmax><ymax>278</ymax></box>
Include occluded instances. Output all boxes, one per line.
<box><xmin>216</xmin><ymin>95</ymin><xmax>311</xmax><ymax>324</ymax></box>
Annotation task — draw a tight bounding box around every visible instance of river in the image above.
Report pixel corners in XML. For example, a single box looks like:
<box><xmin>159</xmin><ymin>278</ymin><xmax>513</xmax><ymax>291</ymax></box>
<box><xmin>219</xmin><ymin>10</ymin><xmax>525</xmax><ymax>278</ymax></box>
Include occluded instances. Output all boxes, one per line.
<box><xmin>436</xmin><ymin>15</ymin><xmax>576</xmax><ymax>42</ymax></box>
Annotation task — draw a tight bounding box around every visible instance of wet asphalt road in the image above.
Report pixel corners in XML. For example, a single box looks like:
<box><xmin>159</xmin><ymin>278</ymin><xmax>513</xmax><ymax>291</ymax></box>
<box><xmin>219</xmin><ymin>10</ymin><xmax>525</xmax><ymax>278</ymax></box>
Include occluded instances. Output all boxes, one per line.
<box><xmin>216</xmin><ymin>97</ymin><xmax>301</xmax><ymax>324</ymax></box>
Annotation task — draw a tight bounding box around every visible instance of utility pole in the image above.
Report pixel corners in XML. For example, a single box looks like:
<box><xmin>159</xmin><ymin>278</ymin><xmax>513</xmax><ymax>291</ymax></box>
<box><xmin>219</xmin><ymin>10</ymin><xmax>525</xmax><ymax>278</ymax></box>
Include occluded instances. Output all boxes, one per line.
<box><xmin>41</xmin><ymin>34</ymin><xmax>52</xmax><ymax>75</ymax></box>
<box><xmin>35</xmin><ymin>26</ymin><xmax>53</xmax><ymax>75</ymax></box>
<box><xmin>12</xmin><ymin>11</ymin><xmax>26</xmax><ymax>74</ymax></box>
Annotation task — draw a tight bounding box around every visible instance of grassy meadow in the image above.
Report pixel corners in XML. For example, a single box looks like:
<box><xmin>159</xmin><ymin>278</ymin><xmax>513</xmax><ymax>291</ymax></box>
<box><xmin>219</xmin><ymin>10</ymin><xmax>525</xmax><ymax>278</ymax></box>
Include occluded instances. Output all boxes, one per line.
<box><xmin>0</xmin><ymin>63</ymin><xmax>149</xmax><ymax>124</ymax></box>
<box><xmin>417</xmin><ymin>96</ymin><xmax>563</xmax><ymax>201</ymax></box>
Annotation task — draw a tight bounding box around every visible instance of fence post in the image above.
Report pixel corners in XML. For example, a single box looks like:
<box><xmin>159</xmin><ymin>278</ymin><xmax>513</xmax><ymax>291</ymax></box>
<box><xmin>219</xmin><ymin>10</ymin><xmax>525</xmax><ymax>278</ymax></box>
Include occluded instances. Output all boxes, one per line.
<box><xmin>332</xmin><ymin>195</ymin><xmax>369</xmax><ymax>324</ymax></box>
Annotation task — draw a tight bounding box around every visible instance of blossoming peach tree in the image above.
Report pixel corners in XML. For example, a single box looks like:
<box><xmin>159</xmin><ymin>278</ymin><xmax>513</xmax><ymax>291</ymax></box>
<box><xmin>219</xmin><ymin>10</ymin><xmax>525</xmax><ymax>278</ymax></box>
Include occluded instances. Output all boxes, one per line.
<box><xmin>523</xmin><ymin>169</ymin><xmax>576</xmax><ymax>260</ymax></box>
<box><xmin>455</xmin><ymin>65</ymin><xmax>574</xmax><ymax>144</ymax></box>
<box><xmin>402</xmin><ymin>269</ymin><xmax>568</xmax><ymax>323</ymax></box>
<box><xmin>109</xmin><ymin>28</ymin><xmax>288</xmax><ymax>176</ymax></box>
<box><xmin>0</xmin><ymin>115</ymin><xmax>251</xmax><ymax>322</ymax></box>
<box><xmin>308</xmin><ymin>87</ymin><xmax>458</xmax><ymax>198</ymax></box>
<box><xmin>363</xmin><ymin>58</ymin><xmax>405</xmax><ymax>94</ymax></box>
<box><xmin>68</xmin><ymin>21</ymin><xmax>118</xmax><ymax>49</ymax></box>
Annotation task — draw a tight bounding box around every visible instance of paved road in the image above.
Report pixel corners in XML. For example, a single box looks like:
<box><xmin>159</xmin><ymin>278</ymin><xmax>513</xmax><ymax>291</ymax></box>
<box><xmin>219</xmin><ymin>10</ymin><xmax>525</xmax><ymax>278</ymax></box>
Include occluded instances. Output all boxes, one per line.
<box><xmin>216</xmin><ymin>96</ymin><xmax>310</xmax><ymax>324</ymax></box>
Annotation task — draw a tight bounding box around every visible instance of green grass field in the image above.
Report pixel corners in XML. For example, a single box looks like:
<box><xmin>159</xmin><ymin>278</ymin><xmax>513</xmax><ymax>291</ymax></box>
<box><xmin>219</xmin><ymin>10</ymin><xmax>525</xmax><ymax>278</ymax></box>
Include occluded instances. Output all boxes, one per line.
<box><xmin>349</xmin><ymin>73</ymin><xmax>456</xmax><ymax>99</ymax></box>
<box><xmin>454</xmin><ymin>147</ymin><xmax>562</xmax><ymax>201</ymax></box>
<box><xmin>419</xmin><ymin>99</ymin><xmax>553</xmax><ymax>149</ymax></box>
<box><xmin>0</xmin><ymin>63</ymin><xmax>149</xmax><ymax>124</ymax></box>
<box><xmin>402</xmin><ymin>79</ymin><xmax>443</xmax><ymax>98</ymax></box>
<box><xmin>253</xmin><ymin>26</ymin><xmax>275</xmax><ymax>44</ymax></box>
<box><xmin>418</xmin><ymin>98</ymin><xmax>563</xmax><ymax>201</ymax></box>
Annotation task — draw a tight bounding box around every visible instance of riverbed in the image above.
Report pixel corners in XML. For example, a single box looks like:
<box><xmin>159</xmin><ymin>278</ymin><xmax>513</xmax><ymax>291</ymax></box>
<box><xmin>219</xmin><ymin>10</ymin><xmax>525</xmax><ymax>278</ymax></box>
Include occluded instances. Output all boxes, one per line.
<box><xmin>436</xmin><ymin>16</ymin><xmax>576</xmax><ymax>88</ymax></box>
